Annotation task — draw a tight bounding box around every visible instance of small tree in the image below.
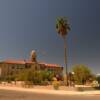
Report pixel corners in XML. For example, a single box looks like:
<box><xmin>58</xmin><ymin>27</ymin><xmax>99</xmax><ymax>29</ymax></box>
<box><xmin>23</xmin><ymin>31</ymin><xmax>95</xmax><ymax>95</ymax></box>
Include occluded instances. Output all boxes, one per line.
<box><xmin>72</xmin><ymin>64</ymin><xmax>92</xmax><ymax>85</ymax></box>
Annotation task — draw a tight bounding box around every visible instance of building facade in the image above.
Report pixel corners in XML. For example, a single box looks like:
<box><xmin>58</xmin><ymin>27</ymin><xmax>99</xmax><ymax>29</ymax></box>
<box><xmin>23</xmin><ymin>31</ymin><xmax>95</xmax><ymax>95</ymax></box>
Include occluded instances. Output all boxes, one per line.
<box><xmin>0</xmin><ymin>59</ymin><xmax>63</xmax><ymax>79</ymax></box>
<box><xmin>0</xmin><ymin>51</ymin><xmax>63</xmax><ymax>79</ymax></box>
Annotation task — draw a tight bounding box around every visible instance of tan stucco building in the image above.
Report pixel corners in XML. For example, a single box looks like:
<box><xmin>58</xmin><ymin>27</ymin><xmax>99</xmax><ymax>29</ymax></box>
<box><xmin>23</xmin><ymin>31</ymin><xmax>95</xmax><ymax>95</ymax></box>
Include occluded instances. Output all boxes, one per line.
<box><xmin>0</xmin><ymin>59</ymin><xmax>63</xmax><ymax>78</ymax></box>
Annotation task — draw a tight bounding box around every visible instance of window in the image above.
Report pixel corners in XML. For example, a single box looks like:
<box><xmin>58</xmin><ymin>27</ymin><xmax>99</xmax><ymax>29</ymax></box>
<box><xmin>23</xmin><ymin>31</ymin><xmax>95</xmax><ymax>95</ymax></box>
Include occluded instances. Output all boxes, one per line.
<box><xmin>12</xmin><ymin>66</ymin><xmax>15</xmax><ymax>69</ymax></box>
<box><xmin>25</xmin><ymin>65</ymin><xmax>31</xmax><ymax>69</ymax></box>
<box><xmin>16</xmin><ymin>65</ymin><xmax>19</xmax><ymax>69</ymax></box>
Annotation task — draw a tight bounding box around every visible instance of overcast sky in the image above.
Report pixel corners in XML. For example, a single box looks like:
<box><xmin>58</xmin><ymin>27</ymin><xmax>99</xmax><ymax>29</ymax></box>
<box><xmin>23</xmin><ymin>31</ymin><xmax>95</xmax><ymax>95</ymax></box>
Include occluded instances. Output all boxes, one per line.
<box><xmin>0</xmin><ymin>0</ymin><xmax>100</xmax><ymax>74</ymax></box>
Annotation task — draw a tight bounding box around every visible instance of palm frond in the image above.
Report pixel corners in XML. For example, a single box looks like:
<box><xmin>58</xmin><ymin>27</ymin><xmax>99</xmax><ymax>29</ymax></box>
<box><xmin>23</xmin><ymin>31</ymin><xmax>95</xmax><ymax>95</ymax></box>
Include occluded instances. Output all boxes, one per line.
<box><xmin>56</xmin><ymin>17</ymin><xmax>71</xmax><ymax>37</ymax></box>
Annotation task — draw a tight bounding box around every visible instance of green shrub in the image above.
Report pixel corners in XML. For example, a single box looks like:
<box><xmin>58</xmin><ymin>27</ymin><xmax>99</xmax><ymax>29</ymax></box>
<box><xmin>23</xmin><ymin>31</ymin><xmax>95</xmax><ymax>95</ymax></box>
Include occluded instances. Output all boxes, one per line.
<box><xmin>52</xmin><ymin>78</ymin><xmax>60</xmax><ymax>90</ymax></box>
<box><xmin>16</xmin><ymin>70</ymin><xmax>55</xmax><ymax>85</ymax></box>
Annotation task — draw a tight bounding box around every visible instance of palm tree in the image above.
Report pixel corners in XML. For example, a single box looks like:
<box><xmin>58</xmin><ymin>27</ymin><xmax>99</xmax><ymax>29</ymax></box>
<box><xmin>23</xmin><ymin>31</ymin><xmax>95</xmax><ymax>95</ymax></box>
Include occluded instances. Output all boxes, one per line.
<box><xmin>56</xmin><ymin>17</ymin><xmax>70</xmax><ymax>85</ymax></box>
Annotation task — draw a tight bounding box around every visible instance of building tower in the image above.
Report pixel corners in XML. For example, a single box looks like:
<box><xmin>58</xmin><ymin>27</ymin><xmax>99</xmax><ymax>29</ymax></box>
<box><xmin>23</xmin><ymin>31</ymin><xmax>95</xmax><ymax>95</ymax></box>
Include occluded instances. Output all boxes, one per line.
<box><xmin>30</xmin><ymin>50</ymin><xmax>37</xmax><ymax>62</ymax></box>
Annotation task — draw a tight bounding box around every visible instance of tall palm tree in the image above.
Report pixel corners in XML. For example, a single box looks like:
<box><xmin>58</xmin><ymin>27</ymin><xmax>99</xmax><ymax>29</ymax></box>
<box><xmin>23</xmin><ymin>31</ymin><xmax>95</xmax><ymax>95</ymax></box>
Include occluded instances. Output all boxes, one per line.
<box><xmin>56</xmin><ymin>17</ymin><xmax>70</xmax><ymax>85</ymax></box>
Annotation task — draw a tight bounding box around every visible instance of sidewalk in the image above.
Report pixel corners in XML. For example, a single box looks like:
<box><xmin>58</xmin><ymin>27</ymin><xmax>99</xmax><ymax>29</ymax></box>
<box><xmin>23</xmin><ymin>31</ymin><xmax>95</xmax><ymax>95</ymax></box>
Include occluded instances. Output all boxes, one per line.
<box><xmin>0</xmin><ymin>85</ymin><xmax>100</xmax><ymax>96</ymax></box>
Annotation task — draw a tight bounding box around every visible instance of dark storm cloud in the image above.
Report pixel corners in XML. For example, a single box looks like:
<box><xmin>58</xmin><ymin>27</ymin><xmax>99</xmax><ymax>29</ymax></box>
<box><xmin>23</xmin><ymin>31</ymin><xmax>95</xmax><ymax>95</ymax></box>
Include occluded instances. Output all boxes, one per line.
<box><xmin>0</xmin><ymin>0</ymin><xmax>100</xmax><ymax>73</ymax></box>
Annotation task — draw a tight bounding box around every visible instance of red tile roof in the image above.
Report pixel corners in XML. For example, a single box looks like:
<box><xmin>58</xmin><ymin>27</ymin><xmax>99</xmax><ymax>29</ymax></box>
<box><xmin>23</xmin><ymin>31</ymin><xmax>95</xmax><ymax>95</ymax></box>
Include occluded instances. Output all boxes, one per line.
<box><xmin>1</xmin><ymin>60</ymin><xmax>62</xmax><ymax>68</ymax></box>
<box><xmin>45</xmin><ymin>64</ymin><xmax>60</xmax><ymax>68</ymax></box>
<box><xmin>38</xmin><ymin>61</ymin><xmax>62</xmax><ymax>68</ymax></box>
<box><xmin>3</xmin><ymin>60</ymin><xmax>26</xmax><ymax>64</ymax></box>
<box><xmin>2</xmin><ymin>60</ymin><xmax>35</xmax><ymax>64</ymax></box>
<box><xmin>26</xmin><ymin>60</ymin><xmax>35</xmax><ymax>64</ymax></box>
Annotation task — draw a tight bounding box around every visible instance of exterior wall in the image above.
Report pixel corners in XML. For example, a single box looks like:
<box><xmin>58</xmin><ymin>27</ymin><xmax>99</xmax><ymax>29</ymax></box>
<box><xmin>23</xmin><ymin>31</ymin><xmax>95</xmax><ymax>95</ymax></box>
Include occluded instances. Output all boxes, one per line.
<box><xmin>0</xmin><ymin>63</ymin><xmax>25</xmax><ymax>77</ymax></box>
<box><xmin>47</xmin><ymin>67</ymin><xmax>63</xmax><ymax>75</ymax></box>
<box><xmin>39</xmin><ymin>63</ymin><xmax>63</xmax><ymax>76</ymax></box>
<box><xmin>0</xmin><ymin>61</ymin><xmax>63</xmax><ymax>79</ymax></box>
<box><xmin>0</xmin><ymin>62</ymin><xmax>41</xmax><ymax>77</ymax></box>
<box><xmin>31</xmin><ymin>62</ymin><xmax>40</xmax><ymax>70</ymax></box>
<box><xmin>0</xmin><ymin>63</ymin><xmax>8</xmax><ymax>77</ymax></box>
<box><xmin>8</xmin><ymin>64</ymin><xmax>25</xmax><ymax>75</ymax></box>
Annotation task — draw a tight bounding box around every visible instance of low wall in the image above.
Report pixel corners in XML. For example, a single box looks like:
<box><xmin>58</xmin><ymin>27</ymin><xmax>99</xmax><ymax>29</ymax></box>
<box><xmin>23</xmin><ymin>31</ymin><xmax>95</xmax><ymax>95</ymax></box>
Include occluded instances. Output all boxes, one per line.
<box><xmin>75</xmin><ymin>85</ymin><xmax>97</xmax><ymax>91</ymax></box>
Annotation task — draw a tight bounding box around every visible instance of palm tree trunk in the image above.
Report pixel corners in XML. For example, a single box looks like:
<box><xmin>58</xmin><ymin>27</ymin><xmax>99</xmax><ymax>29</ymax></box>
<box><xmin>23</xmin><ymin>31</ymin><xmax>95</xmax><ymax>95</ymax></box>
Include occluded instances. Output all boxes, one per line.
<box><xmin>63</xmin><ymin>36</ymin><xmax>68</xmax><ymax>86</ymax></box>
